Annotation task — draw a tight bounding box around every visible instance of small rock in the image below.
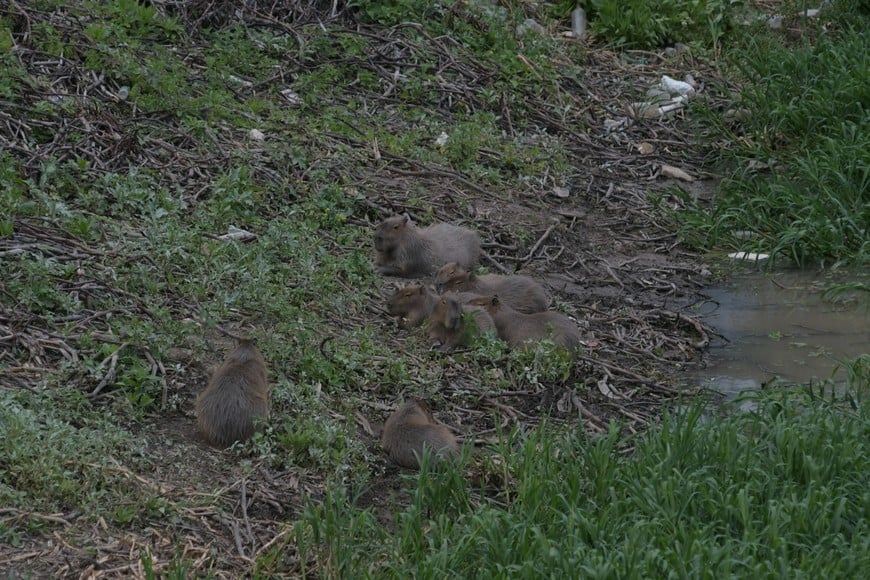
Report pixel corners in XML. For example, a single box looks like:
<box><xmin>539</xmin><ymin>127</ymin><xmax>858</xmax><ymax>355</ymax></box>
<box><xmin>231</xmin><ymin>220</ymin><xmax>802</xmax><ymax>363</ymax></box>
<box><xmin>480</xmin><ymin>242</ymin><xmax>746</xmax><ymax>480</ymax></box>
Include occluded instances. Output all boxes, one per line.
<box><xmin>552</xmin><ymin>186</ymin><xmax>570</xmax><ymax>199</ymax></box>
<box><xmin>434</xmin><ymin>132</ymin><xmax>449</xmax><ymax>147</ymax></box>
<box><xmin>117</xmin><ymin>86</ymin><xmax>129</xmax><ymax>101</ymax></box>
<box><xmin>516</xmin><ymin>18</ymin><xmax>545</xmax><ymax>36</ymax></box>
<box><xmin>248</xmin><ymin>128</ymin><xmax>265</xmax><ymax>141</ymax></box>
<box><xmin>768</xmin><ymin>15</ymin><xmax>783</xmax><ymax>29</ymax></box>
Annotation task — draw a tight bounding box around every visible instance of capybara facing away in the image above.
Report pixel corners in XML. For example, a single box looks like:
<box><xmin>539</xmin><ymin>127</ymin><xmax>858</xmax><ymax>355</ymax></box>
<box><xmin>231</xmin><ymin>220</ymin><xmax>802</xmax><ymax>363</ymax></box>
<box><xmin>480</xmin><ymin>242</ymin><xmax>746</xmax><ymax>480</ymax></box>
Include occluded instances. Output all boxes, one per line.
<box><xmin>467</xmin><ymin>295</ymin><xmax>580</xmax><ymax>354</ymax></box>
<box><xmin>387</xmin><ymin>283</ymin><xmax>480</xmax><ymax>329</ymax></box>
<box><xmin>373</xmin><ymin>214</ymin><xmax>480</xmax><ymax>278</ymax></box>
<box><xmin>427</xmin><ymin>294</ymin><xmax>496</xmax><ymax>351</ymax></box>
<box><xmin>434</xmin><ymin>262</ymin><xmax>548</xmax><ymax>314</ymax></box>
<box><xmin>196</xmin><ymin>339</ymin><xmax>269</xmax><ymax>447</ymax></box>
<box><xmin>381</xmin><ymin>398</ymin><xmax>459</xmax><ymax>469</ymax></box>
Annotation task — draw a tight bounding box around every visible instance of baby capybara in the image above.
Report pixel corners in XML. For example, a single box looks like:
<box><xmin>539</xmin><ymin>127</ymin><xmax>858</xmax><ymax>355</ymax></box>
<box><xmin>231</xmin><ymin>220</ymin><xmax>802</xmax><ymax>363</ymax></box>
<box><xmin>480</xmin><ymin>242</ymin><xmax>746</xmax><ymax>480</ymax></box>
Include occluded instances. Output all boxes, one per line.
<box><xmin>195</xmin><ymin>339</ymin><xmax>269</xmax><ymax>447</ymax></box>
<box><xmin>466</xmin><ymin>295</ymin><xmax>580</xmax><ymax>354</ymax></box>
<box><xmin>427</xmin><ymin>294</ymin><xmax>496</xmax><ymax>351</ymax></box>
<box><xmin>434</xmin><ymin>262</ymin><xmax>548</xmax><ymax>314</ymax></box>
<box><xmin>387</xmin><ymin>283</ymin><xmax>479</xmax><ymax>329</ymax></box>
<box><xmin>381</xmin><ymin>398</ymin><xmax>459</xmax><ymax>469</ymax></box>
<box><xmin>373</xmin><ymin>214</ymin><xmax>480</xmax><ymax>278</ymax></box>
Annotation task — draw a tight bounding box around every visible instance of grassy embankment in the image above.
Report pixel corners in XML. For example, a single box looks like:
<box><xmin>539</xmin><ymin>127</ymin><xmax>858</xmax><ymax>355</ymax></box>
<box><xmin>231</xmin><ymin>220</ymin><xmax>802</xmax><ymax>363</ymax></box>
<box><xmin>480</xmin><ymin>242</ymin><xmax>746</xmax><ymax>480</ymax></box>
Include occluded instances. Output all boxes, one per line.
<box><xmin>288</xmin><ymin>4</ymin><xmax>870</xmax><ymax>576</ymax></box>
<box><xmin>1</xmin><ymin>0</ymin><xmax>868</xmax><ymax>576</ymax></box>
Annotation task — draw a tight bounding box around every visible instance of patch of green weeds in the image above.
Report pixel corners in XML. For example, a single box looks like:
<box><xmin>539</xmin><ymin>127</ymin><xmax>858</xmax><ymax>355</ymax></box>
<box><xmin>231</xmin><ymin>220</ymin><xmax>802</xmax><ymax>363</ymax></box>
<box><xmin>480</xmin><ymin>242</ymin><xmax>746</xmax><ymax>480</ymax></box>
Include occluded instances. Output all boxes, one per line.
<box><xmin>677</xmin><ymin>11</ymin><xmax>870</xmax><ymax>267</ymax></box>
<box><xmin>0</xmin><ymin>390</ymin><xmax>145</xmax><ymax>523</ymax></box>
<box><xmin>5</xmin><ymin>255</ymin><xmax>83</xmax><ymax>316</ymax></box>
<box><xmin>559</xmin><ymin>0</ymin><xmax>736</xmax><ymax>48</ymax></box>
<box><xmin>295</xmin><ymin>358</ymin><xmax>870</xmax><ymax>576</ymax></box>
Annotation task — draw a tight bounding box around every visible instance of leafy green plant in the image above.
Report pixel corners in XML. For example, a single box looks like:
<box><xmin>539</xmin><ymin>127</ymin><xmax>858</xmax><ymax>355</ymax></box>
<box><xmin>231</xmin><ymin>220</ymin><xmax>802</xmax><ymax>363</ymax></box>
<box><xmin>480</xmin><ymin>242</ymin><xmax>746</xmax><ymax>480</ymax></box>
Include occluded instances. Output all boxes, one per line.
<box><xmin>561</xmin><ymin>0</ymin><xmax>735</xmax><ymax>48</ymax></box>
<box><xmin>294</xmin><ymin>368</ymin><xmax>870</xmax><ymax>576</ymax></box>
<box><xmin>677</xmin><ymin>21</ymin><xmax>870</xmax><ymax>267</ymax></box>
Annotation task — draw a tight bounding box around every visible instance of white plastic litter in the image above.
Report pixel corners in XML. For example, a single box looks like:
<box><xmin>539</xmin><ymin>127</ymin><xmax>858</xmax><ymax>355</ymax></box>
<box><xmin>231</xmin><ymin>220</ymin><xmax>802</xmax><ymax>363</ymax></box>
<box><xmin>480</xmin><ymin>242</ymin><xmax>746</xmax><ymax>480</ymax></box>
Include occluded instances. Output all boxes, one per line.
<box><xmin>728</xmin><ymin>252</ymin><xmax>770</xmax><ymax>262</ymax></box>
<box><xmin>660</xmin><ymin>75</ymin><xmax>696</xmax><ymax>97</ymax></box>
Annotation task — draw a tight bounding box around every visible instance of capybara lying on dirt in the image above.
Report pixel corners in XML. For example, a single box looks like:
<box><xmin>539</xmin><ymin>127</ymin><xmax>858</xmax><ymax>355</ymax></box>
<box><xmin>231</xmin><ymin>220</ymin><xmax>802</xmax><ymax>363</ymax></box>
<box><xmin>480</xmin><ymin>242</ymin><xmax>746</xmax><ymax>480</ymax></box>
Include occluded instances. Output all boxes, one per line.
<box><xmin>381</xmin><ymin>398</ymin><xmax>459</xmax><ymax>469</ymax></box>
<box><xmin>387</xmin><ymin>283</ymin><xmax>479</xmax><ymax>329</ymax></box>
<box><xmin>435</xmin><ymin>262</ymin><xmax>548</xmax><ymax>314</ymax></box>
<box><xmin>467</xmin><ymin>295</ymin><xmax>580</xmax><ymax>354</ymax></box>
<box><xmin>373</xmin><ymin>214</ymin><xmax>480</xmax><ymax>278</ymax></box>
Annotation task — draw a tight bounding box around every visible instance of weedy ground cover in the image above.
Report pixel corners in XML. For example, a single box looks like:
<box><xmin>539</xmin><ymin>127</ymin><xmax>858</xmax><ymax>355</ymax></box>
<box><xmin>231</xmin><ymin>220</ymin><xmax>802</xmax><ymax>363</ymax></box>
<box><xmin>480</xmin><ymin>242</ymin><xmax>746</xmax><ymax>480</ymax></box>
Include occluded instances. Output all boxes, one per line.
<box><xmin>1</xmin><ymin>0</ymin><xmax>867</xmax><ymax>576</ymax></box>
<box><xmin>291</xmin><ymin>358</ymin><xmax>870</xmax><ymax>577</ymax></box>
<box><xmin>676</xmin><ymin>3</ymin><xmax>869</xmax><ymax>269</ymax></box>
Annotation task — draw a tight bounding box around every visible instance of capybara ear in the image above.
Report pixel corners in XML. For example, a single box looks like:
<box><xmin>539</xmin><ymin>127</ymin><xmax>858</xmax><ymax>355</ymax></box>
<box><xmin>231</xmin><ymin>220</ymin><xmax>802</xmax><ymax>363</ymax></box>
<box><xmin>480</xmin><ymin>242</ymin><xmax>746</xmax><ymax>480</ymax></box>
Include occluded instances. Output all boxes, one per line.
<box><xmin>417</xmin><ymin>285</ymin><xmax>425</xmax><ymax>294</ymax></box>
<box><xmin>401</xmin><ymin>213</ymin><xmax>411</xmax><ymax>224</ymax></box>
<box><xmin>492</xmin><ymin>294</ymin><xmax>500</xmax><ymax>306</ymax></box>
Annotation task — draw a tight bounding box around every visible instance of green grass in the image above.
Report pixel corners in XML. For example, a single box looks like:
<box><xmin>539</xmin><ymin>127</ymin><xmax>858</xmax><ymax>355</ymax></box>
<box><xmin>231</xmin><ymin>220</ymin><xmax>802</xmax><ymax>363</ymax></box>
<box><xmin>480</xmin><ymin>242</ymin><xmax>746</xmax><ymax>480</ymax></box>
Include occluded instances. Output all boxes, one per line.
<box><xmin>677</xmin><ymin>6</ymin><xmax>870</xmax><ymax>268</ymax></box>
<box><xmin>3</xmin><ymin>0</ymin><xmax>869</xmax><ymax>575</ymax></box>
<box><xmin>290</xmin><ymin>358</ymin><xmax>870</xmax><ymax>577</ymax></box>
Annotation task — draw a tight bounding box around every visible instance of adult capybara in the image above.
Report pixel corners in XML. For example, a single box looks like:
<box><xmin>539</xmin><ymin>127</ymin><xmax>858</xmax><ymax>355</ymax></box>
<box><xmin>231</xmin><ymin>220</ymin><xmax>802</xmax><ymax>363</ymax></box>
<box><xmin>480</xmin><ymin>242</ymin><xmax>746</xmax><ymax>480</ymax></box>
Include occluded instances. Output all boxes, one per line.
<box><xmin>381</xmin><ymin>398</ymin><xmax>459</xmax><ymax>469</ymax></box>
<box><xmin>373</xmin><ymin>214</ymin><xmax>480</xmax><ymax>278</ymax></box>
<box><xmin>195</xmin><ymin>339</ymin><xmax>269</xmax><ymax>447</ymax></box>
<box><xmin>434</xmin><ymin>262</ymin><xmax>548</xmax><ymax>314</ymax></box>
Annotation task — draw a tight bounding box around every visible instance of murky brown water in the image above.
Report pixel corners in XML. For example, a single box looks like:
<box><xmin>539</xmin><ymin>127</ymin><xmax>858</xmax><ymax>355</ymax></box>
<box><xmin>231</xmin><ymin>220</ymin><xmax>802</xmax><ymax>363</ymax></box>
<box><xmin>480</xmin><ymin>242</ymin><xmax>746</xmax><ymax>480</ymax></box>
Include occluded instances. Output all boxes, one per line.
<box><xmin>695</xmin><ymin>270</ymin><xmax>869</xmax><ymax>396</ymax></box>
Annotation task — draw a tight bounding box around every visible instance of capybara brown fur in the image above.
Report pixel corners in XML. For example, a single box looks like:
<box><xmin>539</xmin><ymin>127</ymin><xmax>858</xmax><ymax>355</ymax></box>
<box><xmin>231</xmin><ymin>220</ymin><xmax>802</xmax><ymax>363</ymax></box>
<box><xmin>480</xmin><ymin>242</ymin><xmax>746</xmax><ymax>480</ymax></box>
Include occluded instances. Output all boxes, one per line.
<box><xmin>435</xmin><ymin>262</ymin><xmax>548</xmax><ymax>314</ymax></box>
<box><xmin>467</xmin><ymin>295</ymin><xmax>580</xmax><ymax>354</ymax></box>
<box><xmin>373</xmin><ymin>214</ymin><xmax>480</xmax><ymax>278</ymax></box>
<box><xmin>388</xmin><ymin>283</ymin><xmax>438</xmax><ymax>329</ymax></box>
<box><xmin>427</xmin><ymin>294</ymin><xmax>496</xmax><ymax>350</ymax></box>
<box><xmin>195</xmin><ymin>339</ymin><xmax>270</xmax><ymax>447</ymax></box>
<box><xmin>387</xmin><ymin>283</ymin><xmax>480</xmax><ymax>329</ymax></box>
<box><xmin>381</xmin><ymin>398</ymin><xmax>459</xmax><ymax>469</ymax></box>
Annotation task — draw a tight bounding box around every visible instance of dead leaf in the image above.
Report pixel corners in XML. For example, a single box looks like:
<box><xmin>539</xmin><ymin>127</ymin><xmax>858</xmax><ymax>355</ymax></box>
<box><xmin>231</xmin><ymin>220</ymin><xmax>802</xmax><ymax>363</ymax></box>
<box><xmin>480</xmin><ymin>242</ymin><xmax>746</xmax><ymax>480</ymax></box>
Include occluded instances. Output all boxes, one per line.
<box><xmin>660</xmin><ymin>164</ymin><xmax>695</xmax><ymax>182</ymax></box>
<box><xmin>597</xmin><ymin>378</ymin><xmax>621</xmax><ymax>399</ymax></box>
<box><xmin>637</xmin><ymin>142</ymin><xmax>654</xmax><ymax>155</ymax></box>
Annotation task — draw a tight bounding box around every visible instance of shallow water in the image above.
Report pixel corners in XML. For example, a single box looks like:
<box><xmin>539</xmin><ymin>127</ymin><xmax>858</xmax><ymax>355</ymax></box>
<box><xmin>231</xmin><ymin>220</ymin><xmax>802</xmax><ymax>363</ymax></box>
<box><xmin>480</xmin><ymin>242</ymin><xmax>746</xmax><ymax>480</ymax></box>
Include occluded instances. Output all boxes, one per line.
<box><xmin>695</xmin><ymin>271</ymin><xmax>869</xmax><ymax>397</ymax></box>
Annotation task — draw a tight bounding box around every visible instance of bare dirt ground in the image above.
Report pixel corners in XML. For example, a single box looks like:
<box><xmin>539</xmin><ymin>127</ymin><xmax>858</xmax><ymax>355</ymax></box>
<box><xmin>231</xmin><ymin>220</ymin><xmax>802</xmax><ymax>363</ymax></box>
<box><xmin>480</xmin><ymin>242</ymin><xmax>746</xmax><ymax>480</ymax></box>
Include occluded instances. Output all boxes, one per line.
<box><xmin>0</xmin><ymin>1</ymin><xmax>731</xmax><ymax>576</ymax></box>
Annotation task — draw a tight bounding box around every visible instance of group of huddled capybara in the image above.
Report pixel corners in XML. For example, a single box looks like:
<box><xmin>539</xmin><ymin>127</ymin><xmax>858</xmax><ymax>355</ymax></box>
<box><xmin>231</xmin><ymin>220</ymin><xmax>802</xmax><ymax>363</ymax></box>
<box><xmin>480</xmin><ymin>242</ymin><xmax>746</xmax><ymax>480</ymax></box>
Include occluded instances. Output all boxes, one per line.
<box><xmin>378</xmin><ymin>214</ymin><xmax>580</xmax><ymax>468</ymax></box>
<box><xmin>194</xmin><ymin>214</ymin><xmax>578</xmax><ymax>470</ymax></box>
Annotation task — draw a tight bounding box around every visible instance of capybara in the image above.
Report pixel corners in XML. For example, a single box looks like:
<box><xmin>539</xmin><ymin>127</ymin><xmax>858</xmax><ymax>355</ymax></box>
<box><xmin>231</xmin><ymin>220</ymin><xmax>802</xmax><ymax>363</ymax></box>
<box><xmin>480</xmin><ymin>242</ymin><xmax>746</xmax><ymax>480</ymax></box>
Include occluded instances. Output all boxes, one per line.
<box><xmin>434</xmin><ymin>262</ymin><xmax>548</xmax><ymax>314</ymax></box>
<box><xmin>387</xmin><ymin>283</ymin><xmax>479</xmax><ymax>329</ymax></box>
<box><xmin>381</xmin><ymin>398</ymin><xmax>459</xmax><ymax>469</ymax></box>
<box><xmin>466</xmin><ymin>295</ymin><xmax>580</xmax><ymax>354</ymax></box>
<box><xmin>427</xmin><ymin>294</ymin><xmax>496</xmax><ymax>350</ymax></box>
<box><xmin>373</xmin><ymin>214</ymin><xmax>480</xmax><ymax>278</ymax></box>
<box><xmin>195</xmin><ymin>339</ymin><xmax>270</xmax><ymax>447</ymax></box>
